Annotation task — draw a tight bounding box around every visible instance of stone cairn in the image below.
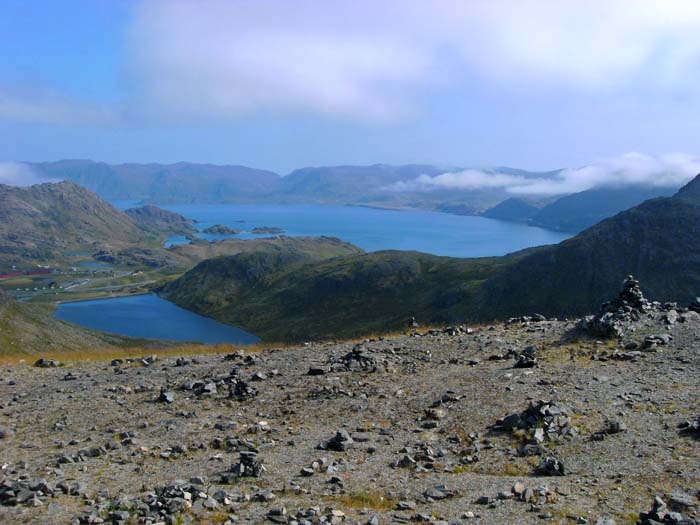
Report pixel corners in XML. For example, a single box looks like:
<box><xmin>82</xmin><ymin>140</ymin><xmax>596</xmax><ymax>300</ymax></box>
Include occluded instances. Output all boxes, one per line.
<box><xmin>495</xmin><ymin>400</ymin><xmax>577</xmax><ymax>475</ymax></box>
<box><xmin>579</xmin><ymin>275</ymin><xmax>652</xmax><ymax>337</ymax></box>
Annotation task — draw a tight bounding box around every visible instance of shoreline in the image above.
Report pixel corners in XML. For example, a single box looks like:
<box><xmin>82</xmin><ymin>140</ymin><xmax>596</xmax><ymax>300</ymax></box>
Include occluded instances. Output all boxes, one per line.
<box><xmin>54</xmin><ymin>290</ymin><xmax>152</xmax><ymax>305</ymax></box>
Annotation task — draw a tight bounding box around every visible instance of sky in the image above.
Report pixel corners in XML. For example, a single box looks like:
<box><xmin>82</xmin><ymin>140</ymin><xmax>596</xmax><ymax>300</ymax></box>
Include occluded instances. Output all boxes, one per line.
<box><xmin>3</xmin><ymin>0</ymin><xmax>700</xmax><ymax>183</ymax></box>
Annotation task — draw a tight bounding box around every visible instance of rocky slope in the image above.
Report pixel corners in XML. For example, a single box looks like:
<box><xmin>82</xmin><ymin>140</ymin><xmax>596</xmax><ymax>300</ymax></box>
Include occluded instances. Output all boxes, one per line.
<box><xmin>124</xmin><ymin>205</ymin><xmax>197</xmax><ymax>236</ymax></box>
<box><xmin>480</xmin><ymin>177</ymin><xmax>700</xmax><ymax>319</ymax></box>
<box><xmin>2</xmin><ymin>281</ymin><xmax>700</xmax><ymax>524</ymax></box>
<box><xmin>0</xmin><ymin>181</ymin><xmax>151</xmax><ymax>268</ymax></box>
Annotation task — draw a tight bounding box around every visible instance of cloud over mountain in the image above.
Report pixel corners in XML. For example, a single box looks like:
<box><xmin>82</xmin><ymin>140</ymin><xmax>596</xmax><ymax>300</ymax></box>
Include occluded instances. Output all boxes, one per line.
<box><xmin>391</xmin><ymin>153</ymin><xmax>700</xmax><ymax>196</ymax></box>
<box><xmin>0</xmin><ymin>162</ymin><xmax>57</xmax><ymax>187</ymax></box>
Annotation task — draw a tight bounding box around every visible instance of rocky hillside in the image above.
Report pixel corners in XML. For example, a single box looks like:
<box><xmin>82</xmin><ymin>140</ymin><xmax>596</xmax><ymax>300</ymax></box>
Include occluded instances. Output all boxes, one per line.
<box><xmin>0</xmin><ymin>181</ymin><xmax>151</xmax><ymax>267</ymax></box>
<box><xmin>3</xmin><ymin>281</ymin><xmax>700</xmax><ymax>524</ymax></box>
<box><xmin>480</xmin><ymin>177</ymin><xmax>700</xmax><ymax>318</ymax></box>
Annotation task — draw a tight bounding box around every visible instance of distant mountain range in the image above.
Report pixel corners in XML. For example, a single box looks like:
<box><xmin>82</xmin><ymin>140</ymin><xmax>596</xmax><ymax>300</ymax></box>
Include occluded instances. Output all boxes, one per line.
<box><xmin>161</xmin><ymin>174</ymin><xmax>700</xmax><ymax>341</ymax></box>
<box><xmin>26</xmin><ymin>159</ymin><xmax>684</xmax><ymax>232</ymax></box>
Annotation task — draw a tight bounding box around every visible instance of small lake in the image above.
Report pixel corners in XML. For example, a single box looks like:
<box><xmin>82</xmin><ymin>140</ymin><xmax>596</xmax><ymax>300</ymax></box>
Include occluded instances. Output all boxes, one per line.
<box><xmin>54</xmin><ymin>294</ymin><xmax>259</xmax><ymax>344</ymax></box>
<box><xmin>115</xmin><ymin>203</ymin><xmax>571</xmax><ymax>258</ymax></box>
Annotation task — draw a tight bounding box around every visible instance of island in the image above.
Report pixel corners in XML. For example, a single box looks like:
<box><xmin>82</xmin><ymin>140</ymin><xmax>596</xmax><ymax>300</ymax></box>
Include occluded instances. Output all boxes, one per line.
<box><xmin>251</xmin><ymin>226</ymin><xmax>286</xmax><ymax>234</ymax></box>
<box><xmin>201</xmin><ymin>224</ymin><xmax>241</xmax><ymax>235</ymax></box>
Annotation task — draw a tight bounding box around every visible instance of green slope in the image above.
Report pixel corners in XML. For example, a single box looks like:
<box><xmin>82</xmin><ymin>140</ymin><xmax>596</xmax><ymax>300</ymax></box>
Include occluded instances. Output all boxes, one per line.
<box><xmin>161</xmin><ymin>248</ymin><xmax>520</xmax><ymax>342</ymax></box>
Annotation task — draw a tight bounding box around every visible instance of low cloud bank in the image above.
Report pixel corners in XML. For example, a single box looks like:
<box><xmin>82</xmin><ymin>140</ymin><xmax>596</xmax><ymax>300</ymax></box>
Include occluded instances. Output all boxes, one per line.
<box><xmin>0</xmin><ymin>163</ymin><xmax>58</xmax><ymax>187</ymax></box>
<box><xmin>391</xmin><ymin>153</ymin><xmax>700</xmax><ymax>196</ymax></box>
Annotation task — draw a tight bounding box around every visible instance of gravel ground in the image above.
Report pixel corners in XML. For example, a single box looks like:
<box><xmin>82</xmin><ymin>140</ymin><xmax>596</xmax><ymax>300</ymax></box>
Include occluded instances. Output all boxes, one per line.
<box><xmin>2</xmin><ymin>306</ymin><xmax>700</xmax><ymax>524</ymax></box>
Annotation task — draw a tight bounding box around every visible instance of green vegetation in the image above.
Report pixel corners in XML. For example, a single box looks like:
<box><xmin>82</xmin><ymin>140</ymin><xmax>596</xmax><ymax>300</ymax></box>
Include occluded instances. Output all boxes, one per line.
<box><xmin>161</xmin><ymin>248</ymin><xmax>521</xmax><ymax>342</ymax></box>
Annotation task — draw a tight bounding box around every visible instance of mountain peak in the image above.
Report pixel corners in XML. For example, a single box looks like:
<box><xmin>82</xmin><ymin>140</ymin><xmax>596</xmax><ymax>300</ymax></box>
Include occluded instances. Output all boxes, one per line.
<box><xmin>674</xmin><ymin>173</ymin><xmax>700</xmax><ymax>201</ymax></box>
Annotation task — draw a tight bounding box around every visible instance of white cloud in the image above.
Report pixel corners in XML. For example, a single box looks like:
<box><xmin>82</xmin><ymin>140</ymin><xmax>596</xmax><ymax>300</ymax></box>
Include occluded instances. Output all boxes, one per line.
<box><xmin>391</xmin><ymin>153</ymin><xmax>700</xmax><ymax>195</ymax></box>
<box><xmin>124</xmin><ymin>0</ymin><xmax>700</xmax><ymax>121</ymax></box>
<box><xmin>4</xmin><ymin>2</ymin><xmax>700</xmax><ymax>125</ymax></box>
<box><xmin>391</xmin><ymin>170</ymin><xmax>531</xmax><ymax>192</ymax></box>
<box><xmin>0</xmin><ymin>162</ymin><xmax>58</xmax><ymax>187</ymax></box>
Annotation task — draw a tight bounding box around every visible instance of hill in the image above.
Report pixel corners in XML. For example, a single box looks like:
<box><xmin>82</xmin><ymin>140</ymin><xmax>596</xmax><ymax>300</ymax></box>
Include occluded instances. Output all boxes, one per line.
<box><xmin>28</xmin><ymin>159</ymin><xmax>565</xmax><ymax>214</ymax></box>
<box><xmin>481</xmin><ymin>185</ymin><xmax>676</xmax><ymax>232</ymax></box>
<box><xmin>0</xmin><ymin>181</ymin><xmax>152</xmax><ymax>268</ymax></box>
<box><xmin>160</xmin><ymin>248</ymin><xmax>519</xmax><ymax>341</ymax></box>
<box><xmin>481</xmin><ymin>198</ymin><xmax>540</xmax><ymax>222</ymax></box>
<box><xmin>279</xmin><ymin>164</ymin><xmax>449</xmax><ymax>202</ymax></box>
<box><xmin>675</xmin><ymin>173</ymin><xmax>700</xmax><ymax>201</ymax></box>
<box><xmin>0</xmin><ymin>295</ymin><xmax>158</xmax><ymax>355</ymax></box>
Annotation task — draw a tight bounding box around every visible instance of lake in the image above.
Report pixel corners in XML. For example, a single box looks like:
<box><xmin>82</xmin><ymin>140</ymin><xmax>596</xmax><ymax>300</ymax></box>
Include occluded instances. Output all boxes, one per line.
<box><xmin>54</xmin><ymin>294</ymin><xmax>260</xmax><ymax>344</ymax></box>
<box><xmin>115</xmin><ymin>202</ymin><xmax>571</xmax><ymax>258</ymax></box>
<box><xmin>66</xmin><ymin>203</ymin><xmax>570</xmax><ymax>344</ymax></box>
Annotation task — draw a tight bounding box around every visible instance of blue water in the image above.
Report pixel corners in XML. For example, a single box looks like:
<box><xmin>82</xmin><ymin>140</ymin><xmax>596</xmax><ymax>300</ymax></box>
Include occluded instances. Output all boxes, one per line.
<box><xmin>75</xmin><ymin>260</ymin><xmax>113</xmax><ymax>270</ymax></box>
<box><xmin>118</xmin><ymin>203</ymin><xmax>570</xmax><ymax>258</ymax></box>
<box><xmin>55</xmin><ymin>294</ymin><xmax>259</xmax><ymax>344</ymax></box>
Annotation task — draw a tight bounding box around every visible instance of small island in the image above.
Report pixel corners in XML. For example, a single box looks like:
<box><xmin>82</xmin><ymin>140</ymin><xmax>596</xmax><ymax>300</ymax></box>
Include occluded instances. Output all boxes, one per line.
<box><xmin>201</xmin><ymin>224</ymin><xmax>241</xmax><ymax>235</ymax></box>
<box><xmin>251</xmin><ymin>226</ymin><xmax>286</xmax><ymax>234</ymax></box>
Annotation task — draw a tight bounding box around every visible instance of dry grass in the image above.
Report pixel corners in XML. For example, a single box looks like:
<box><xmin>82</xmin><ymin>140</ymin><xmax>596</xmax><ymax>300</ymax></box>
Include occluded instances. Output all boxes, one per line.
<box><xmin>330</xmin><ymin>492</ymin><xmax>398</xmax><ymax>511</ymax></box>
<box><xmin>452</xmin><ymin>458</ymin><xmax>536</xmax><ymax>477</ymax></box>
<box><xmin>0</xmin><ymin>320</ymin><xmax>481</xmax><ymax>367</ymax></box>
<box><xmin>0</xmin><ymin>343</ymin><xmax>260</xmax><ymax>366</ymax></box>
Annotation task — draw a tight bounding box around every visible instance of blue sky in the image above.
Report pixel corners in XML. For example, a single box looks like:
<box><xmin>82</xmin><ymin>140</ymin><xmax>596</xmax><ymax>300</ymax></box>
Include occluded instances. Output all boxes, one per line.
<box><xmin>2</xmin><ymin>0</ymin><xmax>700</xmax><ymax>176</ymax></box>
